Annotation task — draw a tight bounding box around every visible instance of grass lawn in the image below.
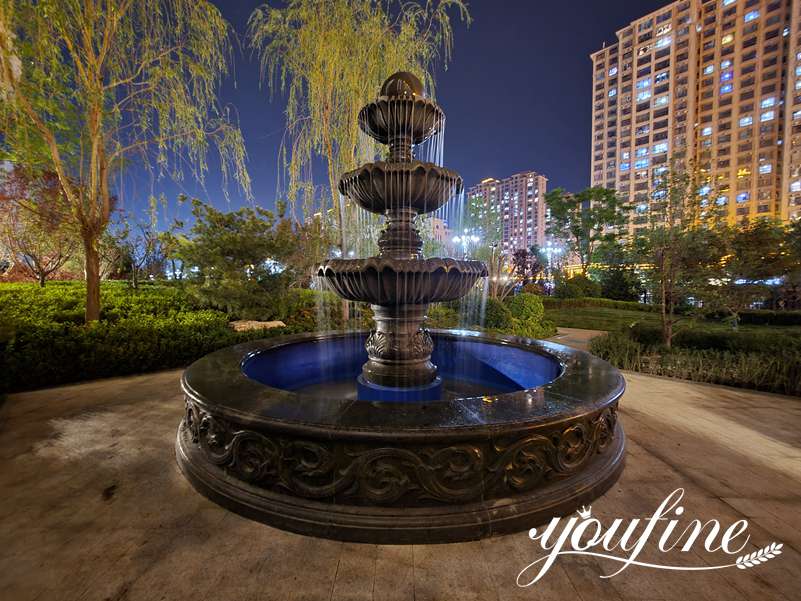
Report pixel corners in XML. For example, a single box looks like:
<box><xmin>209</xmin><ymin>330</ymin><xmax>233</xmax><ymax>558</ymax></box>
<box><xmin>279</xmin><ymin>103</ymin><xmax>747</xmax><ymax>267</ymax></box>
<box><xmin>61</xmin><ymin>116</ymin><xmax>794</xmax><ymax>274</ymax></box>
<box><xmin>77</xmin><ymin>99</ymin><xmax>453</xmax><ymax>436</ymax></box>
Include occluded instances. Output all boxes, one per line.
<box><xmin>544</xmin><ymin>305</ymin><xmax>801</xmax><ymax>335</ymax></box>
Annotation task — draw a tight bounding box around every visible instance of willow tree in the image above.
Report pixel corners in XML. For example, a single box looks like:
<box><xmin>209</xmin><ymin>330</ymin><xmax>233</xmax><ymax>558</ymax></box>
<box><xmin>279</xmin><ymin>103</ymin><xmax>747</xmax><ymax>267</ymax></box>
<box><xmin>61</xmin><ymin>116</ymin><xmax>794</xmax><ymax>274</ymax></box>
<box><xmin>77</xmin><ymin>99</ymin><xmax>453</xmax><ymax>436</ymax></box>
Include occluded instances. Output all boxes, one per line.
<box><xmin>248</xmin><ymin>0</ymin><xmax>469</xmax><ymax>315</ymax></box>
<box><xmin>0</xmin><ymin>0</ymin><xmax>250</xmax><ymax>321</ymax></box>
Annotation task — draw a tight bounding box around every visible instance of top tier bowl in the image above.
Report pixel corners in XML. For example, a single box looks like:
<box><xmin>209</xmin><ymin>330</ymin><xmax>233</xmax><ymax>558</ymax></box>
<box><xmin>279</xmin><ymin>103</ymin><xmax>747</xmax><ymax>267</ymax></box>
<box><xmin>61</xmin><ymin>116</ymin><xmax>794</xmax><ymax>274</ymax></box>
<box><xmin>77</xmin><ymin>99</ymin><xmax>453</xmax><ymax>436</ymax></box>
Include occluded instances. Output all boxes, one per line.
<box><xmin>358</xmin><ymin>71</ymin><xmax>444</xmax><ymax>148</ymax></box>
<box><xmin>359</xmin><ymin>96</ymin><xmax>444</xmax><ymax>146</ymax></box>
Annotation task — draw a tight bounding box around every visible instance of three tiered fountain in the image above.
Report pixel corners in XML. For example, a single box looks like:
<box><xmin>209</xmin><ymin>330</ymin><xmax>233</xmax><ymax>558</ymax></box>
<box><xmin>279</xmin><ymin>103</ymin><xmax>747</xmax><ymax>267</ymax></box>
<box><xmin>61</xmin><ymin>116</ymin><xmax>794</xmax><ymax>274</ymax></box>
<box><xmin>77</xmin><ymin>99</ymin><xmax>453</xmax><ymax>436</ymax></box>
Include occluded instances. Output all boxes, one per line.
<box><xmin>176</xmin><ymin>72</ymin><xmax>626</xmax><ymax>543</ymax></box>
<box><xmin>320</xmin><ymin>71</ymin><xmax>486</xmax><ymax>401</ymax></box>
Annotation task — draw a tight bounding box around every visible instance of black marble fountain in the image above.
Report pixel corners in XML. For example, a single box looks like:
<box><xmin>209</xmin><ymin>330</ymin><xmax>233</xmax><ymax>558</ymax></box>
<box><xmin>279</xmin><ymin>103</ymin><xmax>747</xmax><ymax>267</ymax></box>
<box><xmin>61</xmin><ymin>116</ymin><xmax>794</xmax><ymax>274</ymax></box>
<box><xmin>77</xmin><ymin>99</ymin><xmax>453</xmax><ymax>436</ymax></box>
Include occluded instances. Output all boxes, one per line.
<box><xmin>176</xmin><ymin>72</ymin><xmax>626</xmax><ymax>543</ymax></box>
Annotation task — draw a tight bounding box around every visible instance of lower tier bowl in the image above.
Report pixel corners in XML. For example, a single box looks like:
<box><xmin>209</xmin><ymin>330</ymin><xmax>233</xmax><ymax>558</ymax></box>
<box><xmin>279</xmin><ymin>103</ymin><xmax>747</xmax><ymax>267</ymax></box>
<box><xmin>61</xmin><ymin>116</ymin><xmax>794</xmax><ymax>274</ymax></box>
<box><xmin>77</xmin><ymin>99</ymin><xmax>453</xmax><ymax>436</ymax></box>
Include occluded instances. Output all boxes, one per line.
<box><xmin>176</xmin><ymin>329</ymin><xmax>626</xmax><ymax>544</ymax></box>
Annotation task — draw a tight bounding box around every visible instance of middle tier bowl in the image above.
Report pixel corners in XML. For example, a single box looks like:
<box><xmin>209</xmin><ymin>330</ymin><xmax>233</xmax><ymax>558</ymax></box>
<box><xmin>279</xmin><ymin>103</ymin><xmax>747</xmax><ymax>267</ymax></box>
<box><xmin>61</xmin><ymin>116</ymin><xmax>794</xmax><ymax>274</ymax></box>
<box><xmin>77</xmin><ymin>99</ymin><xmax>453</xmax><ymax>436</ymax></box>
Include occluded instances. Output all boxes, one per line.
<box><xmin>338</xmin><ymin>161</ymin><xmax>462</xmax><ymax>215</ymax></box>
<box><xmin>319</xmin><ymin>257</ymin><xmax>487</xmax><ymax>305</ymax></box>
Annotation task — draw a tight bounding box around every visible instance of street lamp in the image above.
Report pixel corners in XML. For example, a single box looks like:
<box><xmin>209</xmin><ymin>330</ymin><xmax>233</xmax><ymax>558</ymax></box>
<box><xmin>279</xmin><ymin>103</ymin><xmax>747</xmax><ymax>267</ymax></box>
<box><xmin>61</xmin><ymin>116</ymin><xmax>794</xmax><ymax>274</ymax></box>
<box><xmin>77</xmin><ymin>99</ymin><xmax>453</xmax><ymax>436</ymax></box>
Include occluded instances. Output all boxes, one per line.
<box><xmin>452</xmin><ymin>232</ymin><xmax>481</xmax><ymax>259</ymax></box>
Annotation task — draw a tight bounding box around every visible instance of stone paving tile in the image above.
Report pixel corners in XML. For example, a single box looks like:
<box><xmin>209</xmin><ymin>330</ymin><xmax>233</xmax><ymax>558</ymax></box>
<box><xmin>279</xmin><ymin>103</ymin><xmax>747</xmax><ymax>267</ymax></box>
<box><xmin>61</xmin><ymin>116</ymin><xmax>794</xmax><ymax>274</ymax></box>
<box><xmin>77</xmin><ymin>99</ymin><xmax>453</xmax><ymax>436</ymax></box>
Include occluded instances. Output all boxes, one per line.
<box><xmin>1</xmin><ymin>368</ymin><xmax>800</xmax><ymax>600</ymax></box>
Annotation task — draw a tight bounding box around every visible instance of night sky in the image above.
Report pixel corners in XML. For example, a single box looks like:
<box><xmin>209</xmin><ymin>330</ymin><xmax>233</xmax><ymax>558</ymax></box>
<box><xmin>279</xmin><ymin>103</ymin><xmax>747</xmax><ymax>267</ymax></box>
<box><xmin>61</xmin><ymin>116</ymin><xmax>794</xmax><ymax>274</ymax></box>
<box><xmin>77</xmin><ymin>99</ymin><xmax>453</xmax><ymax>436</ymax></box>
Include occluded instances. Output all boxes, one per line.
<box><xmin>131</xmin><ymin>0</ymin><xmax>670</xmax><ymax>226</ymax></box>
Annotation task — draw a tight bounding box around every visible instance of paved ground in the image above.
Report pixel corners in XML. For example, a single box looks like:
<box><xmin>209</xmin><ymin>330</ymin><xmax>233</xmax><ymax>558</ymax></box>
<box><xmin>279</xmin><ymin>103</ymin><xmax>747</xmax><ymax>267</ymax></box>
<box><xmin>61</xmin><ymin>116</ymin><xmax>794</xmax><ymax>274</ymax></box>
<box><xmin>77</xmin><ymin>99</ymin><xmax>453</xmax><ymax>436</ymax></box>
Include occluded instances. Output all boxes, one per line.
<box><xmin>548</xmin><ymin>327</ymin><xmax>603</xmax><ymax>352</ymax></box>
<box><xmin>2</xmin><ymin>363</ymin><xmax>801</xmax><ymax>600</ymax></box>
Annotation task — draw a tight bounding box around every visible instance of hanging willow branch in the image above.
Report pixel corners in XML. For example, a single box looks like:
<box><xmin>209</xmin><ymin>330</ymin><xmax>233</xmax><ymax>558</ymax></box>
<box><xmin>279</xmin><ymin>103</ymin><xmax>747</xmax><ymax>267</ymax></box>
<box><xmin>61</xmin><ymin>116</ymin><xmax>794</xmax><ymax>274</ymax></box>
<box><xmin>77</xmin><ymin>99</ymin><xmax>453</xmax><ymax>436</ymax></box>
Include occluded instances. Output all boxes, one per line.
<box><xmin>247</xmin><ymin>0</ymin><xmax>470</xmax><ymax>257</ymax></box>
<box><xmin>0</xmin><ymin>0</ymin><xmax>251</xmax><ymax>321</ymax></box>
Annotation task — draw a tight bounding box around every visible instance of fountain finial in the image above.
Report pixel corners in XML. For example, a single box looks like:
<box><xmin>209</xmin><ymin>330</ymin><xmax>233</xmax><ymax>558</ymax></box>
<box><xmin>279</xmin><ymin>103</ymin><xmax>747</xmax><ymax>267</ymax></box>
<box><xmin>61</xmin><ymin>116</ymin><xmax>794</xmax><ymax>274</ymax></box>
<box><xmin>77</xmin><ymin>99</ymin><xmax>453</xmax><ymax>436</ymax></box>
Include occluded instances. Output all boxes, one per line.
<box><xmin>380</xmin><ymin>71</ymin><xmax>424</xmax><ymax>98</ymax></box>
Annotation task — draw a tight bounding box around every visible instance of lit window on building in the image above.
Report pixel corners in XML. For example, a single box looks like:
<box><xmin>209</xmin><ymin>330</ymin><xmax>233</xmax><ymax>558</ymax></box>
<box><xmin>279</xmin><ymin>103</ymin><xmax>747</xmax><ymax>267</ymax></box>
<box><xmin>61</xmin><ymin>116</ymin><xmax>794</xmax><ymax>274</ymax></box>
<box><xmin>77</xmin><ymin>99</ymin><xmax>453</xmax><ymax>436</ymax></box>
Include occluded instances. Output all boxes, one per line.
<box><xmin>702</xmin><ymin>126</ymin><xmax>713</xmax><ymax>136</ymax></box>
<box><xmin>761</xmin><ymin>110</ymin><xmax>775</xmax><ymax>122</ymax></box>
<box><xmin>720</xmin><ymin>71</ymin><xmax>733</xmax><ymax>83</ymax></box>
<box><xmin>761</xmin><ymin>97</ymin><xmax>776</xmax><ymax>108</ymax></box>
<box><xmin>635</xmin><ymin>158</ymin><xmax>650</xmax><ymax>169</ymax></box>
<box><xmin>794</xmin><ymin>110</ymin><xmax>801</xmax><ymax>121</ymax></box>
<box><xmin>653</xmin><ymin>142</ymin><xmax>668</xmax><ymax>154</ymax></box>
<box><xmin>636</xmin><ymin>78</ymin><xmax>651</xmax><ymax>89</ymax></box>
<box><xmin>636</xmin><ymin>90</ymin><xmax>652</xmax><ymax>102</ymax></box>
<box><xmin>722</xmin><ymin>34</ymin><xmax>734</xmax><ymax>45</ymax></box>
<box><xmin>792</xmin><ymin>181</ymin><xmax>801</xmax><ymax>193</ymax></box>
<box><xmin>716</xmin><ymin>196</ymin><xmax>728</xmax><ymax>206</ymax></box>
<box><xmin>723</xmin><ymin>0</ymin><xmax>736</xmax><ymax>5</ymax></box>
<box><xmin>655</xmin><ymin>71</ymin><xmax>669</xmax><ymax>84</ymax></box>
<box><xmin>759</xmin><ymin>164</ymin><xmax>772</xmax><ymax>174</ymax></box>
<box><xmin>609</xmin><ymin>66</ymin><xmax>618</xmax><ymax>77</ymax></box>
<box><xmin>622</xmin><ymin>151</ymin><xmax>630</xmax><ymax>160</ymax></box>
<box><xmin>620</xmin><ymin>161</ymin><xmax>630</xmax><ymax>170</ymax></box>
<box><xmin>721</xmin><ymin>83</ymin><xmax>733</xmax><ymax>94</ymax></box>
<box><xmin>609</xmin><ymin>88</ymin><xmax>617</xmax><ymax>97</ymax></box>
<box><xmin>636</xmin><ymin>147</ymin><xmax>649</xmax><ymax>157</ymax></box>
<box><xmin>721</xmin><ymin>59</ymin><xmax>732</xmax><ymax>69</ymax></box>
<box><xmin>737</xmin><ymin>192</ymin><xmax>750</xmax><ymax>202</ymax></box>
<box><xmin>739</xmin><ymin>115</ymin><xmax>753</xmax><ymax>127</ymax></box>
<box><xmin>699</xmin><ymin>185</ymin><xmax>711</xmax><ymax>196</ymax></box>
<box><xmin>703</xmin><ymin>64</ymin><xmax>714</xmax><ymax>75</ymax></box>
<box><xmin>654</xmin><ymin>94</ymin><xmax>669</xmax><ymax>107</ymax></box>
<box><xmin>744</xmin><ymin>10</ymin><xmax>759</xmax><ymax>23</ymax></box>
<box><xmin>655</xmin><ymin>36</ymin><xmax>671</xmax><ymax>49</ymax></box>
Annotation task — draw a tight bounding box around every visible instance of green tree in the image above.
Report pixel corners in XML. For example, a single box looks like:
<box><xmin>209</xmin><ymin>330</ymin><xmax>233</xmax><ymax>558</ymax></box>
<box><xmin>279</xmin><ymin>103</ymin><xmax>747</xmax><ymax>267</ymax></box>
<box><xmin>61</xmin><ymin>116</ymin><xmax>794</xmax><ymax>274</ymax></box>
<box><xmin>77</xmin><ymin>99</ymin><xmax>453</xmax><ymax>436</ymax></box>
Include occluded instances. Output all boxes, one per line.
<box><xmin>463</xmin><ymin>187</ymin><xmax>510</xmax><ymax>299</ymax></box>
<box><xmin>633</xmin><ymin>160</ymin><xmax>725</xmax><ymax>347</ymax></box>
<box><xmin>704</xmin><ymin>219</ymin><xmax>791</xmax><ymax>327</ymax></box>
<box><xmin>594</xmin><ymin>240</ymin><xmax>643</xmax><ymax>301</ymax></box>
<box><xmin>0</xmin><ymin>0</ymin><xmax>250</xmax><ymax>321</ymax></box>
<box><xmin>247</xmin><ymin>0</ymin><xmax>469</xmax><ymax>317</ymax></box>
<box><xmin>119</xmin><ymin>218</ymin><xmax>164</xmax><ymax>289</ymax></box>
<box><xmin>545</xmin><ymin>187</ymin><xmax>631</xmax><ymax>276</ymax></box>
<box><xmin>178</xmin><ymin>199</ymin><xmax>293</xmax><ymax>317</ymax></box>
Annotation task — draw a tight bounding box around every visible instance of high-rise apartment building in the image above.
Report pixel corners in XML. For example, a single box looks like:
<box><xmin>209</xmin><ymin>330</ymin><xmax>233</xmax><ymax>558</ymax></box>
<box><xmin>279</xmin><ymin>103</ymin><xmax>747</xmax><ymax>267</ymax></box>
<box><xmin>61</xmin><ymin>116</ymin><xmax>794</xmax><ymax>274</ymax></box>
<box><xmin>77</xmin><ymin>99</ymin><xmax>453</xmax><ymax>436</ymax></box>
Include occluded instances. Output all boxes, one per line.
<box><xmin>465</xmin><ymin>172</ymin><xmax>548</xmax><ymax>251</ymax></box>
<box><xmin>591</xmin><ymin>0</ymin><xmax>801</xmax><ymax>232</ymax></box>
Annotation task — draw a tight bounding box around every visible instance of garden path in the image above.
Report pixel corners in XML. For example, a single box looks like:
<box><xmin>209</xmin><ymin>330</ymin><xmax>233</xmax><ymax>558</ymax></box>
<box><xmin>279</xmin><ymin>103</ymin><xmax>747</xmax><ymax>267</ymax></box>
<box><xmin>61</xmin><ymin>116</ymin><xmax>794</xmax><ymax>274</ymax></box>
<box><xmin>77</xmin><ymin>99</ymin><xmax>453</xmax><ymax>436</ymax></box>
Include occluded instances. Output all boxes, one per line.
<box><xmin>2</xmin><ymin>365</ymin><xmax>801</xmax><ymax>600</ymax></box>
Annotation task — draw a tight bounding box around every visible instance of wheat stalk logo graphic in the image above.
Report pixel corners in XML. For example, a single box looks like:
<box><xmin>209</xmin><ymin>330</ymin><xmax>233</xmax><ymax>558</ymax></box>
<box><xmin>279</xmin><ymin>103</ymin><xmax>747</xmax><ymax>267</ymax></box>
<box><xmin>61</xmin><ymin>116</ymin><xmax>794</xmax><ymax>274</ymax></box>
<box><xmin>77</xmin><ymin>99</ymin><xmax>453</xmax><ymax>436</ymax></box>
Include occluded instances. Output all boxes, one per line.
<box><xmin>735</xmin><ymin>543</ymin><xmax>783</xmax><ymax>569</ymax></box>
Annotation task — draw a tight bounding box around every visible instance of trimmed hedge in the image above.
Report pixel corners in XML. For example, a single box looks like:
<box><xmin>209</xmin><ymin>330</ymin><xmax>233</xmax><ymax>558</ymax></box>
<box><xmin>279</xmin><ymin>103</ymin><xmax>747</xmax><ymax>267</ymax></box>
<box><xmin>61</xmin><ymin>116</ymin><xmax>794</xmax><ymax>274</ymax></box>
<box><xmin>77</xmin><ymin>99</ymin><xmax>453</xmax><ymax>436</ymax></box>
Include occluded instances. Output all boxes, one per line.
<box><xmin>590</xmin><ymin>329</ymin><xmax>801</xmax><ymax>396</ymax></box>
<box><xmin>0</xmin><ymin>282</ymin><xmax>342</xmax><ymax>393</ymax></box>
<box><xmin>541</xmin><ymin>296</ymin><xmax>660</xmax><ymax>312</ymax></box>
<box><xmin>703</xmin><ymin>308</ymin><xmax>801</xmax><ymax>327</ymax></box>
<box><xmin>1</xmin><ymin>310</ymin><xmax>310</xmax><ymax>392</ymax></box>
<box><xmin>627</xmin><ymin>323</ymin><xmax>801</xmax><ymax>354</ymax></box>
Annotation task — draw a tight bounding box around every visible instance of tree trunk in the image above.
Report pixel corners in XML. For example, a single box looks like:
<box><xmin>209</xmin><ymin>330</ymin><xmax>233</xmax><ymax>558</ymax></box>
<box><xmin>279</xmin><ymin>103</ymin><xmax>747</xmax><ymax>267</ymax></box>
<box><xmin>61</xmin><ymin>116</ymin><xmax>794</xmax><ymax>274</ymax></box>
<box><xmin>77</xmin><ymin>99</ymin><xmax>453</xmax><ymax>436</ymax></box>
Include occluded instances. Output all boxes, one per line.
<box><xmin>84</xmin><ymin>237</ymin><xmax>101</xmax><ymax>323</ymax></box>
<box><xmin>38</xmin><ymin>272</ymin><xmax>46</xmax><ymax>287</ymax></box>
<box><xmin>660</xmin><ymin>271</ymin><xmax>671</xmax><ymax>349</ymax></box>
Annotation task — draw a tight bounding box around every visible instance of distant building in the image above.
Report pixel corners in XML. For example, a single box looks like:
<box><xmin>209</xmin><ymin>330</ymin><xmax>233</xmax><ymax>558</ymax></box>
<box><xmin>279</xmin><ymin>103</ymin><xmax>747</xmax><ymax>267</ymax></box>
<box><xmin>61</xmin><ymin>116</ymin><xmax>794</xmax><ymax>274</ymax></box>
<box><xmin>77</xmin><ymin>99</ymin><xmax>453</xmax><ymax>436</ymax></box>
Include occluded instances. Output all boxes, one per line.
<box><xmin>591</xmin><ymin>0</ymin><xmax>801</xmax><ymax>230</ymax></box>
<box><xmin>465</xmin><ymin>172</ymin><xmax>548</xmax><ymax>251</ymax></box>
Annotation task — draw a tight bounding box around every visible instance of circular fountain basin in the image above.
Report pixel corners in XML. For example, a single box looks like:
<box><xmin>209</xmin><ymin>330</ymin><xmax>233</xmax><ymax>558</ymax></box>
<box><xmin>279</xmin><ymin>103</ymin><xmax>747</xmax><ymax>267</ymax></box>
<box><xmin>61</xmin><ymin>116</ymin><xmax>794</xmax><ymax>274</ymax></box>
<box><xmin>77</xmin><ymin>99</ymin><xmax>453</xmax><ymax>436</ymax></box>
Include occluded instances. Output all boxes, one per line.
<box><xmin>176</xmin><ymin>330</ymin><xmax>626</xmax><ymax>544</ymax></box>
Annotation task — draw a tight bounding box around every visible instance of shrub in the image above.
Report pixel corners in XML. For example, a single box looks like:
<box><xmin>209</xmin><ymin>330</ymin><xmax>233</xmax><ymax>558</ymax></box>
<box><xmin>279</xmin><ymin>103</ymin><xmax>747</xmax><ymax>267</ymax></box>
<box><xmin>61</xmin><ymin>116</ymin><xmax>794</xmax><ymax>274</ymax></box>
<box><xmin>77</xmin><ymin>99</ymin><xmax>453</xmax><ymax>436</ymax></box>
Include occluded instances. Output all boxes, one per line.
<box><xmin>590</xmin><ymin>329</ymin><xmax>801</xmax><ymax>396</ymax></box>
<box><xmin>428</xmin><ymin>305</ymin><xmax>459</xmax><ymax>329</ymax></box>
<box><xmin>0</xmin><ymin>281</ymin><xmax>319</xmax><ymax>393</ymax></box>
<box><xmin>0</xmin><ymin>310</ymin><xmax>309</xmax><ymax>392</ymax></box>
<box><xmin>627</xmin><ymin>322</ymin><xmax>801</xmax><ymax>354</ymax></box>
<box><xmin>588</xmin><ymin>331</ymin><xmax>645</xmax><ymax>369</ymax></box>
<box><xmin>481</xmin><ymin>297</ymin><xmax>515</xmax><ymax>331</ymax></box>
<box><xmin>279</xmin><ymin>288</ymin><xmax>343</xmax><ymax>331</ymax></box>
<box><xmin>521</xmin><ymin>282</ymin><xmax>545</xmax><ymax>295</ymax></box>
<box><xmin>704</xmin><ymin>308</ymin><xmax>801</xmax><ymax>326</ymax></box>
<box><xmin>598</xmin><ymin>267</ymin><xmax>643</xmax><ymax>301</ymax></box>
<box><xmin>505</xmin><ymin>293</ymin><xmax>557</xmax><ymax>339</ymax></box>
<box><xmin>554</xmin><ymin>275</ymin><xmax>602</xmax><ymax>299</ymax></box>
